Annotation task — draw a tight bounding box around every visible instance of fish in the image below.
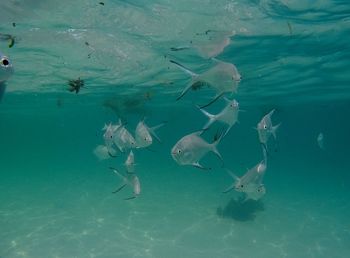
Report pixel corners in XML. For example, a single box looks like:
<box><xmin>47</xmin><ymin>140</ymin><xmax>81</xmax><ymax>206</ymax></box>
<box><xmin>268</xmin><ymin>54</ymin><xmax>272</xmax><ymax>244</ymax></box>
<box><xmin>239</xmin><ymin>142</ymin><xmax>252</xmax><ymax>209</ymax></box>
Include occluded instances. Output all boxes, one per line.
<box><xmin>198</xmin><ymin>98</ymin><xmax>240</xmax><ymax>137</ymax></box>
<box><xmin>110</xmin><ymin>167</ymin><xmax>141</xmax><ymax>200</ymax></box>
<box><xmin>113</xmin><ymin>123</ymin><xmax>136</xmax><ymax>152</ymax></box>
<box><xmin>102</xmin><ymin>122</ymin><xmax>121</xmax><ymax>157</ymax></box>
<box><xmin>171</xmin><ymin>131</ymin><xmax>223</xmax><ymax>169</ymax></box>
<box><xmin>257</xmin><ymin>109</ymin><xmax>280</xmax><ymax>152</ymax></box>
<box><xmin>170</xmin><ymin>58</ymin><xmax>241</xmax><ymax>108</ymax></box>
<box><xmin>0</xmin><ymin>52</ymin><xmax>14</xmax><ymax>101</ymax></box>
<box><xmin>125</xmin><ymin>150</ymin><xmax>135</xmax><ymax>173</ymax></box>
<box><xmin>93</xmin><ymin>145</ymin><xmax>110</xmax><ymax>160</ymax></box>
<box><xmin>317</xmin><ymin>132</ymin><xmax>325</xmax><ymax>150</ymax></box>
<box><xmin>223</xmin><ymin>160</ymin><xmax>267</xmax><ymax>201</ymax></box>
<box><xmin>135</xmin><ymin>119</ymin><xmax>165</xmax><ymax>148</ymax></box>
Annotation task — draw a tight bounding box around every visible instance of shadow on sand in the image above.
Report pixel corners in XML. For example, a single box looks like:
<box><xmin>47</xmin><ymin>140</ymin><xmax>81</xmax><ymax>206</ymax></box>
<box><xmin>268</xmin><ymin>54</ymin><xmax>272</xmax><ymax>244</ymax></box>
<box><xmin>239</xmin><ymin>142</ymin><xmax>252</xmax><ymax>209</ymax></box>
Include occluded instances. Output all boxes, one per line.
<box><xmin>216</xmin><ymin>197</ymin><xmax>265</xmax><ymax>221</ymax></box>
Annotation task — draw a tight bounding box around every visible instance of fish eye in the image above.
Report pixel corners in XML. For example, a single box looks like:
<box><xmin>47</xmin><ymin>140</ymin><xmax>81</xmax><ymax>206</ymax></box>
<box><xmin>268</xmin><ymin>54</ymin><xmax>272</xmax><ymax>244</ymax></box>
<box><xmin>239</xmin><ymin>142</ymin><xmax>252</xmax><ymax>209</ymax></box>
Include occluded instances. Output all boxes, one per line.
<box><xmin>263</xmin><ymin>125</ymin><xmax>267</xmax><ymax>129</ymax></box>
<box><xmin>240</xmin><ymin>184</ymin><xmax>244</xmax><ymax>188</ymax></box>
<box><xmin>1</xmin><ymin>58</ymin><xmax>9</xmax><ymax>67</ymax></box>
<box><xmin>178</xmin><ymin>149</ymin><xmax>181</xmax><ymax>153</ymax></box>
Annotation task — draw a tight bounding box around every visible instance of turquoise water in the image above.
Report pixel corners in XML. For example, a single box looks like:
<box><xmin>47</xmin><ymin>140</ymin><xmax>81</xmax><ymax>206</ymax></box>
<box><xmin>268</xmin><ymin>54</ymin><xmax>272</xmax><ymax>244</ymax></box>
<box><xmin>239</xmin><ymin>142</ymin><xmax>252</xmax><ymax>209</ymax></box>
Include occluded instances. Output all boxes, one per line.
<box><xmin>1</xmin><ymin>1</ymin><xmax>350</xmax><ymax>257</ymax></box>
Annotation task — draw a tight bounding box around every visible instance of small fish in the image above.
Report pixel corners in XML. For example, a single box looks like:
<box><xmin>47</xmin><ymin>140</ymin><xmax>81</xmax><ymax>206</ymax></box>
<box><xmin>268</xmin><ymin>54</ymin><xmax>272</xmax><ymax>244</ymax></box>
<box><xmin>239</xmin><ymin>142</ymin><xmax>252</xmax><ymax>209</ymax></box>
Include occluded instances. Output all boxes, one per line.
<box><xmin>199</xmin><ymin>98</ymin><xmax>240</xmax><ymax>137</ymax></box>
<box><xmin>135</xmin><ymin>119</ymin><xmax>165</xmax><ymax>148</ymax></box>
<box><xmin>0</xmin><ymin>51</ymin><xmax>14</xmax><ymax>101</ymax></box>
<box><xmin>257</xmin><ymin>109</ymin><xmax>280</xmax><ymax>151</ymax></box>
<box><xmin>110</xmin><ymin>167</ymin><xmax>140</xmax><ymax>200</ymax></box>
<box><xmin>125</xmin><ymin>150</ymin><xmax>135</xmax><ymax>173</ymax></box>
<box><xmin>171</xmin><ymin>131</ymin><xmax>223</xmax><ymax>169</ymax></box>
<box><xmin>223</xmin><ymin>160</ymin><xmax>267</xmax><ymax>201</ymax></box>
<box><xmin>317</xmin><ymin>133</ymin><xmax>325</xmax><ymax>150</ymax></box>
<box><xmin>113</xmin><ymin>123</ymin><xmax>136</xmax><ymax>152</ymax></box>
<box><xmin>93</xmin><ymin>145</ymin><xmax>110</xmax><ymax>160</ymax></box>
<box><xmin>170</xmin><ymin>58</ymin><xmax>241</xmax><ymax>108</ymax></box>
<box><xmin>102</xmin><ymin>122</ymin><xmax>122</xmax><ymax>157</ymax></box>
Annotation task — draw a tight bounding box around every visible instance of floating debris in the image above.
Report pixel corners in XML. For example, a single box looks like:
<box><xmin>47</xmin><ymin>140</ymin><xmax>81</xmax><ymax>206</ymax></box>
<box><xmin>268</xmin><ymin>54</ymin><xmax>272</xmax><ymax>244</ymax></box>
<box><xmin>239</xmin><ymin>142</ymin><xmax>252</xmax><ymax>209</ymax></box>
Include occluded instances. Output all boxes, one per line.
<box><xmin>99</xmin><ymin>2</ymin><xmax>105</xmax><ymax>6</ymax></box>
<box><xmin>67</xmin><ymin>77</ymin><xmax>84</xmax><ymax>94</ymax></box>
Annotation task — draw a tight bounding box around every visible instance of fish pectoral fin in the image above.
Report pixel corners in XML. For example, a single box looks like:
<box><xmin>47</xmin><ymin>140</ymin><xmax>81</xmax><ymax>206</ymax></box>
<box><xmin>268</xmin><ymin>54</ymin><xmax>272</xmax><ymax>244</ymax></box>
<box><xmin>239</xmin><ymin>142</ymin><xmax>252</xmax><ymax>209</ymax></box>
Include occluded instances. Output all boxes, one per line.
<box><xmin>112</xmin><ymin>184</ymin><xmax>127</xmax><ymax>194</ymax></box>
<box><xmin>272</xmin><ymin>123</ymin><xmax>281</xmax><ymax>139</ymax></box>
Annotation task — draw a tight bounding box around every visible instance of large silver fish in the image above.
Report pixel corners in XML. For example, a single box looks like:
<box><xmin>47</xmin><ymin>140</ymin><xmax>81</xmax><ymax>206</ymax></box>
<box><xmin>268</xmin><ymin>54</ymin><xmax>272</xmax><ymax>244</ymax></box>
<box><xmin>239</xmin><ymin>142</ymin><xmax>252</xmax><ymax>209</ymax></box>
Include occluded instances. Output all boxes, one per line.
<box><xmin>113</xmin><ymin>123</ymin><xmax>136</xmax><ymax>152</ymax></box>
<box><xmin>257</xmin><ymin>109</ymin><xmax>280</xmax><ymax>151</ymax></box>
<box><xmin>224</xmin><ymin>160</ymin><xmax>267</xmax><ymax>201</ymax></box>
<box><xmin>170</xmin><ymin>58</ymin><xmax>241</xmax><ymax>108</ymax></box>
<box><xmin>199</xmin><ymin>98</ymin><xmax>240</xmax><ymax>137</ymax></box>
<box><xmin>171</xmin><ymin>131</ymin><xmax>223</xmax><ymax>169</ymax></box>
<box><xmin>0</xmin><ymin>52</ymin><xmax>14</xmax><ymax>101</ymax></box>
<box><xmin>110</xmin><ymin>167</ymin><xmax>140</xmax><ymax>200</ymax></box>
<box><xmin>135</xmin><ymin>119</ymin><xmax>165</xmax><ymax>148</ymax></box>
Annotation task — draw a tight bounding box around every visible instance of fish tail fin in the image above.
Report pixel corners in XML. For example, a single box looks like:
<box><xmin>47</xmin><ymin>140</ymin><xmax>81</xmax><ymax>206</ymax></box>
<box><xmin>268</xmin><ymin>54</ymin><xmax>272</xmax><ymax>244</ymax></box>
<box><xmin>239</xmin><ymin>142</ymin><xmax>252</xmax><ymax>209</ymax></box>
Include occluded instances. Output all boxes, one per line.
<box><xmin>170</xmin><ymin>60</ymin><xmax>199</xmax><ymax>101</ymax></box>
<box><xmin>176</xmin><ymin>81</ymin><xmax>195</xmax><ymax>101</ymax></box>
<box><xmin>211</xmin><ymin>130</ymin><xmax>225</xmax><ymax>166</ymax></box>
<box><xmin>272</xmin><ymin>123</ymin><xmax>281</xmax><ymax>139</ymax></box>
<box><xmin>197</xmin><ymin>105</ymin><xmax>215</xmax><ymax>130</ymax></box>
<box><xmin>150</xmin><ymin>122</ymin><xmax>166</xmax><ymax>143</ymax></box>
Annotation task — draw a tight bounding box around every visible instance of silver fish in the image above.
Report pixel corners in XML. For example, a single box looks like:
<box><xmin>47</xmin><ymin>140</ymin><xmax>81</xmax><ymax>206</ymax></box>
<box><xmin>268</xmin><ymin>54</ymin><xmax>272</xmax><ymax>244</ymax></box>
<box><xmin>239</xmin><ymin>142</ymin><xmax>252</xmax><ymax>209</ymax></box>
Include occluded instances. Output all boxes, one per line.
<box><xmin>199</xmin><ymin>98</ymin><xmax>240</xmax><ymax>137</ymax></box>
<box><xmin>113</xmin><ymin>123</ymin><xmax>136</xmax><ymax>152</ymax></box>
<box><xmin>125</xmin><ymin>150</ymin><xmax>135</xmax><ymax>173</ymax></box>
<box><xmin>135</xmin><ymin>119</ymin><xmax>165</xmax><ymax>148</ymax></box>
<box><xmin>102</xmin><ymin>122</ymin><xmax>122</xmax><ymax>157</ymax></box>
<box><xmin>224</xmin><ymin>160</ymin><xmax>267</xmax><ymax>201</ymax></box>
<box><xmin>170</xmin><ymin>58</ymin><xmax>241</xmax><ymax>108</ymax></box>
<box><xmin>257</xmin><ymin>109</ymin><xmax>280</xmax><ymax>150</ymax></box>
<box><xmin>317</xmin><ymin>132</ymin><xmax>325</xmax><ymax>150</ymax></box>
<box><xmin>110</xmin><ymin>167</ymin><xmax>140</xmax><ymax>200</ymax></box>
<box><xmin>0</xmin><ymin>52</ymin><xmax>14</xmax><ymax>100</ymax></box>
<box><xmin>171</xmin><ymin>131</ymin><xmax>223</xmax><ymax>169</ymax></box>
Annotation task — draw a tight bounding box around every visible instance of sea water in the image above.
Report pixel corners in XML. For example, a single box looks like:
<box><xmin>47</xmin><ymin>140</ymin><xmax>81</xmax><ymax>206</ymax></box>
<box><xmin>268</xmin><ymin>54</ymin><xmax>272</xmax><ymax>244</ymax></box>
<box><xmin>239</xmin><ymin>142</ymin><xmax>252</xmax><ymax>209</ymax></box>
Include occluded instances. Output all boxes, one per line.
<box><xmin>1</xmin><ymin>1</ymin><xmax>350</xmax><ymax>257</ymax></box>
